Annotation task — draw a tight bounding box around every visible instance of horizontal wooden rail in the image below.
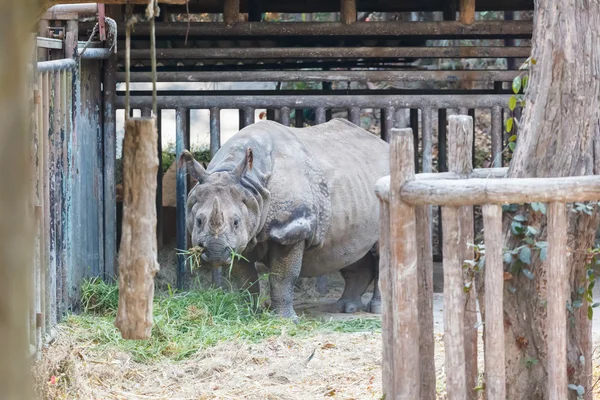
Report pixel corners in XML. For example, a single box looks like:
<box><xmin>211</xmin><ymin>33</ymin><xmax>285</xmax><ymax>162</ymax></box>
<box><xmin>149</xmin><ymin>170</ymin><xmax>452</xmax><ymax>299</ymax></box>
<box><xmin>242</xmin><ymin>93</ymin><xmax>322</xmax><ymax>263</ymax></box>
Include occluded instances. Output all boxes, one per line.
<box><xmin>375</xmin><ymin>167</ymin><xmax>507</xmax><ymax>201</ymax></box>
<box><xmin>376</xmin><ymin>174</ymin><xmax>600</xmax><ymax>206</ymax></box>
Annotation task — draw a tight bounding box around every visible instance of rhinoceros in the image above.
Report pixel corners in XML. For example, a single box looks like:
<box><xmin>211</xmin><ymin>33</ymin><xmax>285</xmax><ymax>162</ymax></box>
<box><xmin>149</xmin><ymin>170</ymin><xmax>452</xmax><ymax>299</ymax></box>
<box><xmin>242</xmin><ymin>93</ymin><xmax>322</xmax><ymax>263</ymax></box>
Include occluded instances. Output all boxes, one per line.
<box><xmin>179</xmin><ymin>118</ymin><xmax>389</xmax><ymax>319</ymax></box>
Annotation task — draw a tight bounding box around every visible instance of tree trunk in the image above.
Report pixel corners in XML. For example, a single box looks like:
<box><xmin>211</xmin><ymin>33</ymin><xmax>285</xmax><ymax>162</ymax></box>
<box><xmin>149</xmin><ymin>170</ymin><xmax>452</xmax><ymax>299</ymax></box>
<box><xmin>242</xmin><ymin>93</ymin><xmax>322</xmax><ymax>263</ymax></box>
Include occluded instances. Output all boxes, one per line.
<box><xmin>0</xmin><ymin>1</ymin><xmax>43</xmax><ymax>400</ymax></box>
<box><xmin>481</xmin><ymin>1</ymin><xmax>600</xmax><ymax>399</ymax></box>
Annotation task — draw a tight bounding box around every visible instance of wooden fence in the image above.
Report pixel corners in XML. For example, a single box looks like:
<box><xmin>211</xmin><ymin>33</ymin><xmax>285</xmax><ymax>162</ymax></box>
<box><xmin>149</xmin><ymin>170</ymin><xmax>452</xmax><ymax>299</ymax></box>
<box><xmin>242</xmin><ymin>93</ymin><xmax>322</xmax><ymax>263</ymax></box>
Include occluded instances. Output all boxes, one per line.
<box><xmin>375</xmin><ymin>115</ymin><xmax>596</xmax><ymax>399</ymax></box>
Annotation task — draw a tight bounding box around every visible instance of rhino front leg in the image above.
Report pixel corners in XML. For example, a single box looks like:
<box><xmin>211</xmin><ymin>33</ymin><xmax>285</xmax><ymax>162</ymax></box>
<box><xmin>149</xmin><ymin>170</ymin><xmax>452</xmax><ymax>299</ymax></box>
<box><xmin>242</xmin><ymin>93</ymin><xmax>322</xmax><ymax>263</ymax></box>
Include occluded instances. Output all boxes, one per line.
<box><xmin>268</xmin><ymin>241</ymin><xmax>304</xmax><ymax>319</ymax></box>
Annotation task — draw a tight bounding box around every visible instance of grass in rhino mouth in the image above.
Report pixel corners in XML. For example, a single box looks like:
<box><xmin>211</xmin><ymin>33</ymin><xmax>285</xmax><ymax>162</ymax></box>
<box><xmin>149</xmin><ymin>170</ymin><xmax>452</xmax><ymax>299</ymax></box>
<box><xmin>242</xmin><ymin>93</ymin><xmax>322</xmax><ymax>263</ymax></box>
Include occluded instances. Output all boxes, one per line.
<box><xmin>72</xmin><ymin>278</ymin><xmax>381</xmax><ymax>363</ymax></box>
<box><xmin>177</xmin><ymin>246</ymin><xmax>249</xmax><ymax>277</ymax></box>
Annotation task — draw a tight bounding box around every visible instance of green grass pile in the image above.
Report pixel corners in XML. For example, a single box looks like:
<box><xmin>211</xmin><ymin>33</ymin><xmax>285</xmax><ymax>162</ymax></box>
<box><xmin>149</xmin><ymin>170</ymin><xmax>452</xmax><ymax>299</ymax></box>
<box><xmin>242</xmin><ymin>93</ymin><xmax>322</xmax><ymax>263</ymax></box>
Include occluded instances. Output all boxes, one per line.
<box><xmin>67</xmin><ymin>278</ymin><xmax>380</xmax><ymax>363</ymax></box>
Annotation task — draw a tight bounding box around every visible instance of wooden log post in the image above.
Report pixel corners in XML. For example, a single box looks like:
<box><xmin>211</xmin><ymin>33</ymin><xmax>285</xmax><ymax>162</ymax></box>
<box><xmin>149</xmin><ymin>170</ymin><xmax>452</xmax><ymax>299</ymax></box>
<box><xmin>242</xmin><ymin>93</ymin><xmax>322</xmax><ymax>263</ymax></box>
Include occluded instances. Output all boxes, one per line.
<box><xmin>388</xmin><ymin>128</ymin><xmax>421</xmax><ymax>398</ymax></box>
<box><xmin>460</xmin><ymin>0</ymin><xmax>475</xmax><ymax>25</ymax></box>
<box><xmin>448</xmin><ymin>114</ymin><xmax>478</xmax><ymax>398</ymax></box>
<box><xmin>416</xmin><ymin>106</ymin><xmax>435</xmax><ymax>400</ymax></box>
<box><xmin>482</xmin><ymin>204</ymin><xmax>506</xmax><ymax>400</ymax></box>
<box><xmin>374</xmin><ymin>177</ymin><xmax>393</xmax><ymax>398</ymax></box>
<box><xmin>115</xmin><ymin>117</ymin><xmax>160</xmax><ymax>340</ymax></box>
<box><xmin>547</xmin><ymin>202</ymin><xmax>568</xmax><ymax>400</ymax></box>
<box><xmin>441</xmin><ymin>205</ymin><xmax>467</xmax><ymax>399</ymax></box>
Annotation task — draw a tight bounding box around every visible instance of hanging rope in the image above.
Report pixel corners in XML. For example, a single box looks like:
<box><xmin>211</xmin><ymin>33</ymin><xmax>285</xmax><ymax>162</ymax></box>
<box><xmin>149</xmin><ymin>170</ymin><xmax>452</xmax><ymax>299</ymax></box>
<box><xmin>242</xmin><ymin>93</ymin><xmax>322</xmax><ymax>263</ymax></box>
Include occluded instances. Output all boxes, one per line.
<box><xmin>146</xmin><ymin>0</ymin><xmax>159</xmax><ymax>118</ymax></box>
<box><xmin>124</xmin><ymin>2</ymin><xmax>136</xmax><ymax>121</ymax></box>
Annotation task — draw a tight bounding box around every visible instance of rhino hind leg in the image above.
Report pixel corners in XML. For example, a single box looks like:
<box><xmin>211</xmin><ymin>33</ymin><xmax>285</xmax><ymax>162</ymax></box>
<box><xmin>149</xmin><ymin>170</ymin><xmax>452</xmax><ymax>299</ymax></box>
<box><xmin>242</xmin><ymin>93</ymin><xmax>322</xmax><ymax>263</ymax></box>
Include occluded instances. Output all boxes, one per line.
<box><xmin>366</xmin><ymin>246</ymin><xmax>381</xmax><ymax>314</ymax></box>
<box><xmin>331</xmin><ymin>252</ymin><xmax>376</xmax><ymax>314</ymax></box>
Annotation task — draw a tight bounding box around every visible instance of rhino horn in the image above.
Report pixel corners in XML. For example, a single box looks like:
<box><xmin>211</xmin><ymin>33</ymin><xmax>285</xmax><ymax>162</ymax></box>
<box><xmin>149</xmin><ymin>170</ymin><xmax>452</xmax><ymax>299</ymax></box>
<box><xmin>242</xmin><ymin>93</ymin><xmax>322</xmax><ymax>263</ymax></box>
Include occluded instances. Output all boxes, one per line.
<box><xmin>178</xmin><ymin>150</ymin><xmax>208</xmax><ymax>183</ymax></box>
<box><xmin>209</xmin><ymin>196</ymin><xmax>225</xmax><ymax>232</ymax></box>
<box><xmin>231</xmin><ymin>148</ymin><xmax>253</xmax><ymax>182</ymax></box>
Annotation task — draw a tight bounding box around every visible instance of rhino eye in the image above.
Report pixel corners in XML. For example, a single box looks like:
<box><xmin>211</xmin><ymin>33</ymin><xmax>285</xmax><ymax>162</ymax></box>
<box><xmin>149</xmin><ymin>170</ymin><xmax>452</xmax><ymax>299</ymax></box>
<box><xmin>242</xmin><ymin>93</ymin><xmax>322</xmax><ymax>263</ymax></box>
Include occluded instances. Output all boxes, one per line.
<box><xmin>233</xmin><ymin>217</ymin><xmax>240</xmax><ymax>228</ymax></box>
<box><xmin>196</xmin><ymin>217</ymin><xmax>203</xmax><ymax>227</ymax></box>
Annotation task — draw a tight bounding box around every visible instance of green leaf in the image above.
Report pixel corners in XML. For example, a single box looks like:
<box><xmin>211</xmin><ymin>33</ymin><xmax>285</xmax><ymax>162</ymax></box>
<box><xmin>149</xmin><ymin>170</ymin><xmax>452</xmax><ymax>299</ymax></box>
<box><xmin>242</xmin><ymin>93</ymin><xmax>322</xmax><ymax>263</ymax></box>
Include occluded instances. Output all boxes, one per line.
<box><xmin>513</xmin><ymin>214</ymin><xmax>527</xmax><ymax>222</ymax></box>
<box><xmin>503</xmin><ymin>252</ymin><xmax>513</xmax><ymax>264</ymax></box>
<box><xmin>519</xmin><ymin>247</ymin><xmax>532</xmax><ymax>265</ymax></box>
<box><xmin>511</xmin><ymin>221</ymin><xmax>524</xmax><ymax>235</ymax></box>
<box><xmin>506</xmin><ymin>117</ymin><xmax>514</xmax><ymax>133</ymax></box>
<box><xmin>531</xmin><ymin>58</ymin><xmax>537</xmax><ymax>64</ymax></box>
<box><xmin>509</xmin><ymin>95</ymin><xmax>517</xmax><ymax>111</ymax></box>
<box><xmin>593</xmin><ymin>302</ymin><xmax>600</xmax><ymax>308</ymax></box>
<box><xmin>522</xmin><ymin>268</ymin><xmax>534</xmax><ymax>280</ymax></box>
<box><xmin>526</xmin><ymin>226</ymin><xmax>539</xmax><ymax>236</ymax></box>
<box><xmin>588</xmin><ymin>305</ymin><xmax>594</xmax><ymax>321</ymax></box>
<box><xmin>578</xmin><ymin>286</ymin><xmax>586</xmax><ymax>295</ymax></box>
<box><xmin>534</xmin><ymin>241</ymin><xmax>548</xmax><ymax>248</ymax></box>
<box><xmin>573</xmin><ymin>300</ymin><xmax>583</xmax><ymax>308</ymax></box>
<box><xmin>508</xmin><ymin>141</ymin><xmax>516</xmax><ymax>152</ymax></box>
<box><xmin>531</xmin><ymin>202</ymin><xmax>540</xmax><ymax>212</ymax></box>
<box><xmin>539</xmin><ymin>203</ymin><xmax>547</xmax><ymax>215</ymax></box>
<box><xmin>508</xmin><ymin>134</ymin><xmax>517</xmax><ymax>142</ymax></box>
<box><xmin>512</xmin><ymin>76</ymin><xmax>522</xmax><ymax>94</ymax></box>
<box><xmin>540</xmin><ymin>247</ymin><xmax>547</xmax><ymax>261</ymax></box>
<box><xmin>522</xmin><ymin>75</ymin><xmax>529</xmax><ymax>90</ymax></box>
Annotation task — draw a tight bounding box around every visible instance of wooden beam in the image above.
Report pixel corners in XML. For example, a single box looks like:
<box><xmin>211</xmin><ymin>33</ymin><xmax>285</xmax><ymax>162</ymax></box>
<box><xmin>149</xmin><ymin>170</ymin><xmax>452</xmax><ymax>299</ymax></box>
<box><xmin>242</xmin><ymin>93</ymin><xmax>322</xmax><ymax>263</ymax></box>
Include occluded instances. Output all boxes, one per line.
<box><xmin>460</xmin><ymin>0</ymin><xmax>476</xmax><ymax>24</ymax></box>
<box><xmin>399</xmin><ymin>175</ymin><xmax>600</xmax><ymax>206</ymax></box>
<box><xmin>340</xmin><ymin>0</ymin><xmax>356</xmax><ymax>24</ymax></box>
<box><xmin>36</xmin><ymin>37</ymin><xmax>62</xmax><ymax>49</ymax></box>
<box><xmin>224</xmin><ymin>0</ymin><xmax>240</xmax><ymax>25</ymax></box>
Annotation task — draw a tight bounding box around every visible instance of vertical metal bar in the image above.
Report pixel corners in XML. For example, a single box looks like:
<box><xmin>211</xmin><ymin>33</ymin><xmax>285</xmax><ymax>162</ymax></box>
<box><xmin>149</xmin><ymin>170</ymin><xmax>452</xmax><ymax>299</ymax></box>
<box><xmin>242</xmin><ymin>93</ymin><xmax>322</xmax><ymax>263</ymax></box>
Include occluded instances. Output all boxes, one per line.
<box><xmin>381</xmin><ymin>107</ymin><xmax>394</xmax><ymax>142</ymax></box>
<box><xmin>60</xmin><ymin>69</ymin><xmax>68</xmax><ymax>316</ymax></box>
<box><xmin>103</xmin><ymin>53</ymin><xmax>117</xmax><ymax>281</ymax></box>
<box><xmin>438</xmin><ymin>109</ymin><xmax>448</xmax><ymax>172</ymax></box>
<box><xmin>266</xmin><ymin>109</ymin><xmax>275</xmax><ymax>121</ymax></box>
<box><xmin>238</xmin><ymin>109</ymin><xmax>244</xmax><ymax>129</ymax></box>
<box><xmin>42</xmin><ymin>72</ymin><xmax>51</xmax><ymax>333</ymax></box>
<box><xmin>295</xmin><ymin>108</ymin><xmax>304</xmax><ymax>128</ymax></box>
<box><xmin>491</xmin><ymin>106</ymin><xmax>503</xmax><ymax>168</ymax></box>
<box><xmin>242</xmin><ymin>107</ymin><xmax>255</xmax><ymax>127</ymax></box>
<box><xmin>156</xmin><ymin>109</ymin><xmax>163</xmax><ymax>248</ymax></box>
<box><xmin>49</xmin><ymin>71</ymin><xmax>59</xmax><ymax>325</ymax></box>
<box><xmin>468</xmin><ymin>109</ymin><xmax>476</xmax><ymax>167</ymax></box>
<box><xmin>209</xmin><ymin>107</ymin><xmax>223</xmax><ymax>288</ymax></box>
<box><xmin>410</xmin><ymin>109</ymin><xmax>419</xmax><ymax>172</ymax></box>
<box><xmin>315</xmin><ymin>107</ymin><xmax>326</xmax><ymax>124</ymax></box>
<box><xmin>437</xmin><ymin>108</ymin><xmax>447</xmax><ymax>258</ymax></box>
<box><xmin>210</xmin><ymin>107</ymin><xmax>221</xmax><ymax>158</ymax></box>
<box><xmin>176</xmin><ymin>108</ymin><xmax>188</xmax><ymax>290</ymax></box>
<box><xmin>349</xmin><ymin>107</ymin><xmax>360</xmax><ymax>126</ymax></box>
<box><xmin>141</xmin><ymin>107</ymin><xmax>151</xmax><ymax>117</ymax></box>
<box><xmin>280</xmin><ymin>106</ymin><xmax>290</xmax><ymax>126</ymax></box>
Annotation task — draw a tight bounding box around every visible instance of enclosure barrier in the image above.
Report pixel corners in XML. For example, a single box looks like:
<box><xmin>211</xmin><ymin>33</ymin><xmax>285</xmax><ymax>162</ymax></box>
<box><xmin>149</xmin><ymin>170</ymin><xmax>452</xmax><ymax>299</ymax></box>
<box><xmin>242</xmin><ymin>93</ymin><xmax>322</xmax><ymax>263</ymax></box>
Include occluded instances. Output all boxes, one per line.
<box><xmin>118</xmin><ymin>93</ymin><xmax>514</xmax><ymax>290</ymax></box>
<box><xmin>375</xmin><ymin>116</ymin><xmax>597</xmax><ymax>399</ymax></box>
<box><xmin>30</xmin><ymin>59</ymin><xmax>77</xmax><ymax>358</ymax></box>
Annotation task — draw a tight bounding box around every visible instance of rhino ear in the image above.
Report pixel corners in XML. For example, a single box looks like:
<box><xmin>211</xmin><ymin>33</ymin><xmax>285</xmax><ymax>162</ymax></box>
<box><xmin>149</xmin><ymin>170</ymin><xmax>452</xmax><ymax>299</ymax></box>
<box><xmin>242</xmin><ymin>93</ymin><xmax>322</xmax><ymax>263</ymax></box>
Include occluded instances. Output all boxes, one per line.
<box><xmin>178</xmin><ymin>150</ymin><xmax>208</xmax><ymax>183</ymax></box>
<box><xmin>231</xmin><ymin>148</ymin><xmax>253</xmax><ymax>182</ymax></box>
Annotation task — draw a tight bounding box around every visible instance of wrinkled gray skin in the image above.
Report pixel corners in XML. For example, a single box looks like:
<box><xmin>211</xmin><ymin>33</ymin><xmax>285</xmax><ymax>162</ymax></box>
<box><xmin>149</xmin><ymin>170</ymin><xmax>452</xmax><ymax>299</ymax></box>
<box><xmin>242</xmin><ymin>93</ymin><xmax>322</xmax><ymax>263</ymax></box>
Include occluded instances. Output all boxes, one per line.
<box><xmin>180</xmin><ymin>118</ymin><xmax>389</xmax><ymax>319</ymax></box>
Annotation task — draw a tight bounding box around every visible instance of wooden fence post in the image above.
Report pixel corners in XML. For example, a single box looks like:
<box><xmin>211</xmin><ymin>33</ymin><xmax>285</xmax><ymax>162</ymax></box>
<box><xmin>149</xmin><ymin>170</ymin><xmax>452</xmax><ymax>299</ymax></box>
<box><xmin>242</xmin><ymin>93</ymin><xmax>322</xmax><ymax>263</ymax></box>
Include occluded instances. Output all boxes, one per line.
<box><xmin>547</xmin><ymin>202</ymin><xmax>568</xmax><ymax>400</ymax></box>
<box><xmin>115</xmin><ymin>117</ymin><xmax>160</xmax><ymax>340</ymax></box>
<box><xmin>448</xmin><ymin>114</ymin><xmax>478</xmax><ymax>398</ymax></box>
<box><xmin>482</xmin><ymin>204</ymin><xmax>506</xmax><ymax>399</ymax></box>
<box><xmin>375</xmin><ymin>178</ymin><xmax>393</xmax><ymax>398</ymax></box>
<box><xmin>416</xmin><ymin>106</ymin><xmax>436</xmax><ymax>400</ymax></box>
<box><xmin>389</xmin><ymin>128</ymin><xmax>421</xmax><ymax>398</ymax></box>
